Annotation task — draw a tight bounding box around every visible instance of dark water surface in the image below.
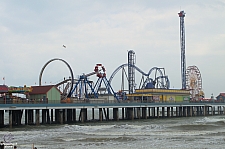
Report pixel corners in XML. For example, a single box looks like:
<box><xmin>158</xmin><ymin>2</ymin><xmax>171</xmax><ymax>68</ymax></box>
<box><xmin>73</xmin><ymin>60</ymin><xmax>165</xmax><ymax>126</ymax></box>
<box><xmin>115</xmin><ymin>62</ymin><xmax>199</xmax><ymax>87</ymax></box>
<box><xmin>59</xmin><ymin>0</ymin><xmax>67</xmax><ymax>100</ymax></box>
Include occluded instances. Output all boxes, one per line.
<box><xmin>1</xmin><ymin>116</ymin><xmax>225</xmax><ymax>149</ymax></box>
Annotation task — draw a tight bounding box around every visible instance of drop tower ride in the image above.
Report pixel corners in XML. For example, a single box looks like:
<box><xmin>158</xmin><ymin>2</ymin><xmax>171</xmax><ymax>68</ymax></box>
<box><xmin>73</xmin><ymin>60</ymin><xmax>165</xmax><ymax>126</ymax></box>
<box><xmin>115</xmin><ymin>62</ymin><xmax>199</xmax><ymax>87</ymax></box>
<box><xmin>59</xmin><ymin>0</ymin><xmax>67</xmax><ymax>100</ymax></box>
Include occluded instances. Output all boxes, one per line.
<box><xmin>178</xmin><ymin>10</ymin><xmax>186</xmax><ymax>89</ymax></box>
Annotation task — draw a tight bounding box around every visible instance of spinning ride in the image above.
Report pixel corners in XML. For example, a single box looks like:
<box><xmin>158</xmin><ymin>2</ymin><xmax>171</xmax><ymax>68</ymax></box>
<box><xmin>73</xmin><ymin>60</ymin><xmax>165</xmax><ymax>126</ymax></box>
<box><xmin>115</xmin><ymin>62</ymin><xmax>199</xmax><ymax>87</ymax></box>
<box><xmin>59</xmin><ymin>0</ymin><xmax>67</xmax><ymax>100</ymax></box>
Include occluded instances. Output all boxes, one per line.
<box><xmin>70</xmin><ymin>64</ymin><xmax>118</xmax><ymax>101</ymax></box>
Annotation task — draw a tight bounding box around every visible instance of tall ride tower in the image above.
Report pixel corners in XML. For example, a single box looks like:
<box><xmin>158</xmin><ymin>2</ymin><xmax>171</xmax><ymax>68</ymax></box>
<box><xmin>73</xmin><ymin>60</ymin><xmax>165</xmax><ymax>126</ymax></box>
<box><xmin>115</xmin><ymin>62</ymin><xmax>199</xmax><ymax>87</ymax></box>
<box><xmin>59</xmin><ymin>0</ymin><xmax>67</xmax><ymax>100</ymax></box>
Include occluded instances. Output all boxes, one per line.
<box><xmin>178</xmin><ymin>10</ymin><xmax>186</xmax><ymax>89</ymax></box>
<box><xmin>128</xmin><ymin>50</ymin><xmax>136</xmax><ymax>94</ymax></box>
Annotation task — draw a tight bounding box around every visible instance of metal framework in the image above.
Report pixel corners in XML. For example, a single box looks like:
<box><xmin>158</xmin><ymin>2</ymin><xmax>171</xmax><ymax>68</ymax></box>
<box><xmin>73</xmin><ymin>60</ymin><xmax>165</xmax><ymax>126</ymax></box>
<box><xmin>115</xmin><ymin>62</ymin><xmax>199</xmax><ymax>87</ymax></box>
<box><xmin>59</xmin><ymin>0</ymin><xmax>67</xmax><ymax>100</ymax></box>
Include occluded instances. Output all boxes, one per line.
<box><xmin>69</xmin><ymin>64</ymin><xmax>119</xmax><ymax>101</ymax></box>
<box><xmin>39</xmin><ymin>58</ymin><xmax>74</xmax><ymax>97</ymax></box>
<box><xmin>178</xmin><ymin>10</ymin><xmax>186</xmax><ymax>89</ymax></box>
<box><xmin>108</xmin><ymin>64</ymin><xmax>170</xmax><ymax>93</ymax></box>
<box><xmin>128</xmin><ymin>50</ymin><xmax>136</xmax><ymax>94</ymax></box>
<box><xmin>186</xmin><ymin>65</ymin><xmax>202</xmax><ymax>100</ymax></box>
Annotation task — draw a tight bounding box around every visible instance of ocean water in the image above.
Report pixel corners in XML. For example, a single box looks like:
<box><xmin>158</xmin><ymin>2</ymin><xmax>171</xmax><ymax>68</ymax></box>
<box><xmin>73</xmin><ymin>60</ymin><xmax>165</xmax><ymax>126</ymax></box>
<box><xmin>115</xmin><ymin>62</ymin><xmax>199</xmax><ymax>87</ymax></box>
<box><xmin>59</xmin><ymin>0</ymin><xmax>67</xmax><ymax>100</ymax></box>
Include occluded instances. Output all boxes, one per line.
<box><xmin>0</xmin><ymin>115</ymin><xmax>225</xmax><ymax>149</ymax></box>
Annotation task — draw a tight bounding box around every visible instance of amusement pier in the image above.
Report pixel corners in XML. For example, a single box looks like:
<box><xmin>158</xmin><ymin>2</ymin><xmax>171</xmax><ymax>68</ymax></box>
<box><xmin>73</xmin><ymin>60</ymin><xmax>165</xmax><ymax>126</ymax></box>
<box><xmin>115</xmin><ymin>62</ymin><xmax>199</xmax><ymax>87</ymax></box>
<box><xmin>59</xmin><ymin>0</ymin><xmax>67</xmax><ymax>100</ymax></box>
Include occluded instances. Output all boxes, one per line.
<box><xmin>1</xmin><ymin>10</ymin><xmax>225</xmax><ymax>128</ymax></box>
<box><xmin>1</xmin><ymin>98</ymin><xmax>225</xmax><ymax>128</ymax></box>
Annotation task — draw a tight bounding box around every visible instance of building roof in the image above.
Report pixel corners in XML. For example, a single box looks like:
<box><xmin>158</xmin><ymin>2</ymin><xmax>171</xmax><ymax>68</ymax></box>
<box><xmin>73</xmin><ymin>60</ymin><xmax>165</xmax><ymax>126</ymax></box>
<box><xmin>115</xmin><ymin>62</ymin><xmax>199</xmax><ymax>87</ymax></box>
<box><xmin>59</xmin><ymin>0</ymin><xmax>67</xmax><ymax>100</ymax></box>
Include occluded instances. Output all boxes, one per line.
<box><xmin>0</xmin><ymin>85</ymin><xmax>8</xmax><ymax>93</ymax></box>
<box><xmin>29</xmin><ymin>85</ymin><xmax>58</xmax><ymax>95</ymax></box>
<box><xmin>217</xmin><ymin>93</ymin><xmax>225</xmax><ymax>98</ymax></box>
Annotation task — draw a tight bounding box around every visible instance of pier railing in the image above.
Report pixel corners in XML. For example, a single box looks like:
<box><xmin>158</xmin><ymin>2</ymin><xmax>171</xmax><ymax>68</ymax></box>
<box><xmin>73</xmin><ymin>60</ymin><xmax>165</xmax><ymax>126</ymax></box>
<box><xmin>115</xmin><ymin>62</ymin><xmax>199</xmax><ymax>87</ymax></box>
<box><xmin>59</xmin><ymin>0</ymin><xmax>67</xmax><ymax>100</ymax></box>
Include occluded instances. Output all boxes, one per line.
<box><xmin>0</xmin><ymin>99</ymin><xmax>222</xmax><ymax>104</ymax></box>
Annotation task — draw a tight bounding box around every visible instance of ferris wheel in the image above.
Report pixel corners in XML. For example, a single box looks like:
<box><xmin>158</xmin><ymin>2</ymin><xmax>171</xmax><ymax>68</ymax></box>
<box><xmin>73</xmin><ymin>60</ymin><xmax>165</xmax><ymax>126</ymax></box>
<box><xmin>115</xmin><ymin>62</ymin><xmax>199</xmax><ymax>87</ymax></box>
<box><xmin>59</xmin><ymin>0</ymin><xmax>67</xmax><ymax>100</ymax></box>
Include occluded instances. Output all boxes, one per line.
<box><xmin>185</xmin><ymin>65</ymin><xmax>202</xmax><ymax>100</ymax></box>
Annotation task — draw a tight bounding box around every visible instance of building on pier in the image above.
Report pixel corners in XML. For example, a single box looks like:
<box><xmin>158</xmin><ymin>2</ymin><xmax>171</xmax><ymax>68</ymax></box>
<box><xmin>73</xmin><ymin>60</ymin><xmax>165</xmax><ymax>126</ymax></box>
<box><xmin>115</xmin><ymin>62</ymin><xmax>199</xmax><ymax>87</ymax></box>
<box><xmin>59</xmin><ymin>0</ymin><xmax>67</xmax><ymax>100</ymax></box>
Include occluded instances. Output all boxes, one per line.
<box><xmin>29</xmin><ymin>85</ymin><xmax>61</xmax><ymax>103</ymax></box>
<box><xmin>127</xmin><ymin>88</ymin><xmax>190</xmax><ymax>102</ymax></box>
<box><xmin>216</xmin><ymin>93</ymin><xmax>225</xmax><ymax>102</ymax></box>
<box><xmin>0</xmin><ymin>85</ymin><xmax>9</xmax><ymax>104</ymax></box>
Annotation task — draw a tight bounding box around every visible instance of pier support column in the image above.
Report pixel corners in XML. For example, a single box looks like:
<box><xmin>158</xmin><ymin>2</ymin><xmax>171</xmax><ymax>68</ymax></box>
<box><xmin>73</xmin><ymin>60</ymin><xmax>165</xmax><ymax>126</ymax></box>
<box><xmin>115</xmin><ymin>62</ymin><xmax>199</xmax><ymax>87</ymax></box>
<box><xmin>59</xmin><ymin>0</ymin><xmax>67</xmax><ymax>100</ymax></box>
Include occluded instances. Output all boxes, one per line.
<box><xmin>55</xmin><ymin>109</ymin><xmax>59</xmax><ymax>123</ymax></box>
<box><xmin>67</xmin><ymin>109</ymin><xmax>72</xmax><ymax>123</ymax></box>
<box><xmin>157</xmin><ymin>107</ymin><xmax>159</xmax><ymax>118</ymax></box>
<box><xmin>25</xmin><ymin>109</ymin><xmax>28</xmax><ymax>125</ymax></box>
<box><xmin>9</xmin><ymin>110</ymin><xmax>12</xmax><ymax>128</ymax></box>
<box><xmin>148</xmin><ymin>108</ymin><xmax>151</xmax><ymax>118</ymax></box>
<box><xmin>182</xmin><ymin>107</ymin><xmax>185</xmax><ymax>116</ymax></box>
<box><xmin>92</xmin><ymin>108</ymin><xmax>95</xmax><ymax>120</ymax></box>
<box><xmin>103</xmin><ymin>108</ymin><xmax>109</xmax><ymax>121</ymax></box>
<box><xmin>196</xmin><ymin>107</ymin><xmax>199</xmax><ymax>116</ymax></box>
<box><xmin>0</xmin><ymin>110</ymin><xmax>4</xmax><ymax>127</ymax></box>
<box><xmin>151</xmin><ymin>107</ymin><xmax>155</xmax><ymax>118</ymax></box>
<box><xmin>176</xmin><ymin>107</ymin><xmax>179</xmax><ymax>117</ymax></box>
<box><xmin>28</xmin><ymin>110</ymin><xmax>34</xmax><ymax>125</ymax></box>
<box><xmin>127</xmin><ymin>108</ymin><xmax>134</xmax><ymax>120</ymax></box>
<box><xmin>99</xmin><ymin>108</ymin><xmax>103</xmax><ymax>122</ymax></box>
<box><xmin>224</xmin><ymin>106</ymin><xmax>225</xmax><ymax>115</ymax></box>
<box><xmin>137</xmin><ymin>108</ymin><xmax>141</xmax><ymax>119</ymax></box>
<box><xmin>42</xmin><ymin>109</ymin><xmax>47</xmax><ymax>124</ymax></box>
<box><xmin>171</xmin><ymin>107</ymin><xmax>173</xmax><ymax>117</ymax></box>
<box><xmin>167</xmin><ymin>107</ymin><xmax>170</xmax><ymax>117</ymax></box>
<box><xmin>63</xmin><ymin>109</ymin><xmax>66</xmax><ymax>123</ymax></box>
<box><xmin>12</xmin><ymin>111</ymin><xmax>16</xmax><ymax>126</ymax></box>
<box><xmin>142</xmin><ymin>107</ymin><xmax>147</xmax><ymax>119</ymax></box>
<box><xmin>35</xmin><ymin>109</ymin><xmax>40</xmax><ymax>125</ymax></box>
<box><xmin>195</xmin><ymin>107</ymin><xmax>198</xmax><ymax>116</ymax></box>
<box><xmin>186</xmin><ymin>107</ymin><xmax>189</xmax><ymax>116</ymax></box>
<box><xmin>107</xmin><ymin>108</ymin><xmax>109</xmax><ymax>120</ymax></box>
<box><xmin>203</xmin><ymin>106</ymin><xmax>206</xmax><ymax>116</ymax></box>
<box><xmin>18</xmin><ymin>110</ymin><xmax>23</xmax><ymax>125</ymax></box>
<box><xmin>80</xmin><ymin>108</ymin><xmax>87</xmax><ymax>123</ymax></box>
<box><xmin>73</xmin><ymin>109</ymin><xmax>76</xmax><ymax>122</ymax></box>
<box><xmin>190</xmin><ymin>106</ymin><xmax>193</xmax><ymax>117</ymax></box>
<box><xmin>122</xmin><ymin>108</ymin><xmax>125</xmax><ymax>120</ymax></box>
<box><xmin>201</xmin><ymin>106</ymin><xmax>203</xmax><ymax>116</ymax></box>
<box><xmin>51</xmin><ymin>109</ymin><xmax>54</xmax><ymax>123</ymax></box>
<box><xmin>47</xmin><ymin>109</ymin><xmax>50</xmax><ymax>124</ymax></box>
<box><xmin>185</xmin><ymin>107</ymin><xmax>188</xmax><ymax>117</ymax></box>
<box><xmin>59</xmin><ymin>110</ymin><xmax>63</xmax><ymax>124</ymax></box>
<box><xmin>179</xmin><ymin>107</ymin><xmax>182</xmax><ymax>117</ymax></box>
<box><xmin>193</xmin><ymin>107</ymin><xmax>197</xmax><ymax>116</ymax></box>
<box><xmin>113</xmin><ymin>108</ymin><xmax>119</xmax><ymax>121</ymax></box>
<box><xmin>12</xmin><ymin>110</ymin><xmax>22</xmax><ymax>126</ymax></box>
<box><xmin>211</xmin><ymin>106</ymin><xmax>213</xmax><ymax>115</ymax></box>
<box><xmin>198</xmin><ymin>106</ymin><xmax>201</xmax><ymax>116</ymax></box>
<box><xmin>162</xmin><ymin>107</ymin><xmax>165</xmax><ymax>118</ymax></box>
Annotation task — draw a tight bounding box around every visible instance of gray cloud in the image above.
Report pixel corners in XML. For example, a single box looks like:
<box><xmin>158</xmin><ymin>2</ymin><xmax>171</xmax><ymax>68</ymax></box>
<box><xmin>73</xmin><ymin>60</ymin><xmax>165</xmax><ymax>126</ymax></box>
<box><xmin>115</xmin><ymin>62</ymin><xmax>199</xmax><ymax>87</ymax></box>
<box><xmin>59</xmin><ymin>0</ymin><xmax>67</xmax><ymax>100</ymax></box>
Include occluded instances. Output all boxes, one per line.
<box><xmin>0</xmin><ymin>0</ymin><xmax>224</xmax><ymax>98</ymax></box>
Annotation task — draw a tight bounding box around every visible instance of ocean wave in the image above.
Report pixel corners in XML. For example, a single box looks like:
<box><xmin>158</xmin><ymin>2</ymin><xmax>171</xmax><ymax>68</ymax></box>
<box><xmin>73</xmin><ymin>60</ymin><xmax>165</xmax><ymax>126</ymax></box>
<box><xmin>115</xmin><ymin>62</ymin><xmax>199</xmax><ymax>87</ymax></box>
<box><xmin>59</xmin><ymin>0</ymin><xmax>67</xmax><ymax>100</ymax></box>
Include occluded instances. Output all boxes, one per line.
<box><xmin>195</xmin><ymin>117</ymin><xmax>225</xmax><ymax>125</ymax></box>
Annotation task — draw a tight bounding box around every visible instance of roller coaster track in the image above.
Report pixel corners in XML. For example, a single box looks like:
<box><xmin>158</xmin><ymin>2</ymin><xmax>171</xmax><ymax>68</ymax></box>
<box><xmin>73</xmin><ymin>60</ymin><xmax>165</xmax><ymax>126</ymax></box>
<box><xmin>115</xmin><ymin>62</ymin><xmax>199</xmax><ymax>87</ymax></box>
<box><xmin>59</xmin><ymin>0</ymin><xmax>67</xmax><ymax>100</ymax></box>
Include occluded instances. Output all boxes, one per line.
<box><xmin>39</xmin><ymin>58</ymin><xmax>74</xmax><ymax>97</ymax></box>
<box><xmin>55</xmin><ymin>78</ymin><xmax>79</xmax><ymax>87</ymax></box>
<box><xmin>109</xmin><ymin>64</ymin><xmax>170</xmax><ymax>90</ymax></box>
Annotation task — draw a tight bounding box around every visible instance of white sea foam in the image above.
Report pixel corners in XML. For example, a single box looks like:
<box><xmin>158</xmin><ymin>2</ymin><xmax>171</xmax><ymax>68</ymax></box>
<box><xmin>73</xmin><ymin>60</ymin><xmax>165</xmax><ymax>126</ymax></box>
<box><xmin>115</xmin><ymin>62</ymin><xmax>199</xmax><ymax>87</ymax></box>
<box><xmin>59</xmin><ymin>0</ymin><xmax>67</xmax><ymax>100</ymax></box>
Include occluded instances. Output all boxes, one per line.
<box><xmin>2</xmin><ymin>116</ymin><xmax>225</xmax><ymax>149</ymax></box>
<box><xmin>195</xmin><ymin>117</ymin><xmax>225</xmax><ymax>125</ymax></box>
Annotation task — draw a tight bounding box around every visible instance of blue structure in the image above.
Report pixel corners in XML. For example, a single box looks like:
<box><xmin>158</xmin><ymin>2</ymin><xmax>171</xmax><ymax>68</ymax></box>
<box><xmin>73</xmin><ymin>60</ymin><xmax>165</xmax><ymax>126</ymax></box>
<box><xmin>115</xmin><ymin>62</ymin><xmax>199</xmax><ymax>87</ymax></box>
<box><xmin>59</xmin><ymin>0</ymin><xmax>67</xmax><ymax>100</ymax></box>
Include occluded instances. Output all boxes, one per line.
<box><xmin>109</xmin><ymin>64</ymin><xmax>170</xmax><ymax>91</ymax></box>
<box><xmin>70</xmin><ymin>64</ymin><xmax>119</xmax><ymax>101</ymax></box>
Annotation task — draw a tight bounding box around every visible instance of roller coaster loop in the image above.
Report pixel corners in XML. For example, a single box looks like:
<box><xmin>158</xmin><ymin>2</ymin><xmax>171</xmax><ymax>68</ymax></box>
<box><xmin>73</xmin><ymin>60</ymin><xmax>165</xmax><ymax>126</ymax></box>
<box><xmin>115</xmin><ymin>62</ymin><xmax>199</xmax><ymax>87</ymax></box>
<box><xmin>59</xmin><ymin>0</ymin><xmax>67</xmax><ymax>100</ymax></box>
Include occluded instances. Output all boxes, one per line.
<box><xmin>39</xmin><ymin>58</ymin><xmax>74</xmax><ymax>97</ymax></box>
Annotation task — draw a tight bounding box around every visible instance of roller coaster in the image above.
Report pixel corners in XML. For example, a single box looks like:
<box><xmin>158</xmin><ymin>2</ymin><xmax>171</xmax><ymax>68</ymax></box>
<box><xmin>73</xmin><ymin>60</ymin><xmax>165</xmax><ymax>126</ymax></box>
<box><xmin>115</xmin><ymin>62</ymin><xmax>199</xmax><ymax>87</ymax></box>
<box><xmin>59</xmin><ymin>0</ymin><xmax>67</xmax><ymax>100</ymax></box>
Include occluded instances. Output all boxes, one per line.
<box><xmin>108</xmin><ymin>64</ymin><xmax>170</xmax><ymax>91</ymax></box>
<box><xmin>39</xmin><ymin>50</ymin><xmax>170</xmax><ymax>102</ymax></box>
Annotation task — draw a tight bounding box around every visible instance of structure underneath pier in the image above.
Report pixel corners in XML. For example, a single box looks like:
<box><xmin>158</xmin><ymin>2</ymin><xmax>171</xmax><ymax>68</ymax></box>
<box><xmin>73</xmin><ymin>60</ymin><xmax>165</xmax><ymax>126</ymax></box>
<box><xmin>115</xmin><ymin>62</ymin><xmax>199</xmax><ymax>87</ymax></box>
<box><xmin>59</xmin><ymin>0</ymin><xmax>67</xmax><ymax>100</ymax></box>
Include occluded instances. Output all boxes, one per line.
<box><xmin>1</xmin><ymin>103</ymin><xmax>225</xmax><ymax>128</ymax></box>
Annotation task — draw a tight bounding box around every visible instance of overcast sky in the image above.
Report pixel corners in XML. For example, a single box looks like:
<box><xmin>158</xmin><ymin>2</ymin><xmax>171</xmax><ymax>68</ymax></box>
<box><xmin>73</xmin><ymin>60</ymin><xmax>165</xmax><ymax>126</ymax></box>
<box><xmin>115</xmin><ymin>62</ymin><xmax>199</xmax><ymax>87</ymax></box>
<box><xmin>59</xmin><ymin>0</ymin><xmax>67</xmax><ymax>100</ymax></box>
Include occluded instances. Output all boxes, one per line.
<box><xmin>0</xmin><ymin>0</ymin><xmax>225</xmax><ymax>98</ymax></box>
